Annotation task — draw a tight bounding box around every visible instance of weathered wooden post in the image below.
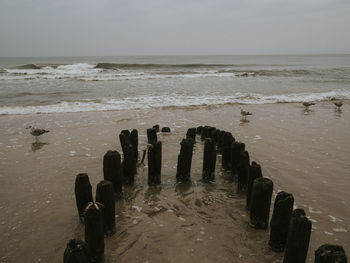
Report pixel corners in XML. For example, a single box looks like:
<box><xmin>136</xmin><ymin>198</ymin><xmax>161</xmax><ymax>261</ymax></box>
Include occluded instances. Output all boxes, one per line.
<box><xmin>75</xmin><ymin>173</ymin><xmax>93</xmax><ymax>222</ymax></box>
<box><xmin>217</xmin><ymin>130</ymin><xmax>226</xmax><ymax>153</ymax></box>
<box><xmin>147</xmin><ymin>128</ymin><xmax>157</xmax><ymax>144</ymax></box>
<box><xmin>176</xmin><ymin>138</ymin><xmax>194</xmax><ymax>182</ymax></box>
<box><xmin>237</xmin><ymin>150</ymin><xmax>250</xmax><ymax>191</ymax></box>
<box><xmin>269</xmin><ymin>191</ymin><xmax>294</xmax><ymax>252</ymax></box>
<box><xmin>84</xmin><ymin>202</ymin><xmax>104</xmax><ymax>263</ymax></box>
<box><xmin>186</xmin><ymin>128</ymin><xmax>196</xmax><ymax>141</ymax></box>
<box><xmin>196</xmin><ymin>126</ymin><xmax>203</xmax><ymax>135</ymax></box>
<box><xmin>130</xmin><ymin>129</ymin><xmax>138</xmax><ymax>161</ymax></box>
<box><xmin>200</xmin><ymin>126</ymin><xmax>209</xmax><ymax>140</ymax></box>
<box><xmin>121</xmin><ymin>129</ymin><xmax>130</xmax><ymax>138</ymax></box>
<box><xmin>63</xmin><ymin>238</ymin><xmax>89</xmax><ymax>263</ymax></box>
<box><xmin>231</xmin><ymin>141</ymin><xmax>245</xmax><ymax>175</ymax></box>
<box><xmin>103</xmin><ymin>150</ymin><xmax>123</xmax><ymax>198</ymax></box>
<box><xmin>120</xmin><ymin>133</ymin><xmax>136</xmax><ymax>185</ymax></box>
<box><xmin>212</xmin><ymin>128</ymin><xmax>220</xmax><ymax>144</ymax></box>
<box><xmin>153</xmin><ymin>124</ymin><xmax>160</xmax><ymax>132</ymax></box>
<box><xmin>246</xmin><ymin>161</ymin><xmax>263</xmax><ymax>209</ymax></box>
<box><xmin>283</xmin><ymin>209</ymin><xmax>312</xmax><ymax>263</ymax></box>
<box><xmin>222</xmin><ymin>132</ymin><xmax>234</xmax><ymax>171</ymax></box>
<box><xmin>148</xmin><ymin>141</ymin><xmax>162</xmax><ymax>186</ymax></box>
<box><xmin>250</xmin><ymin>177</ymin><xmax>273</xmax><ymax>229</ymax></box>
<box><xmin>202</xmin><ymin>138</ymin><xmax>216</xmax><ymax>182</ymax></box>
<box><xmin>95</xmin><ymin>180</ymin><xmax>116</xmax><ymax>237</ymax></box>
<box><xmin>315</xmin><ymin>244</ymin><xmax>347</xmax><ymax>263</ymax></box>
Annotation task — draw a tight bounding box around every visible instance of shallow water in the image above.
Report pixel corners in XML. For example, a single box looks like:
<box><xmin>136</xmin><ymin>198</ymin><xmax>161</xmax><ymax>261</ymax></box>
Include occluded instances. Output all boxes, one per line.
<box><xmin>0</xmin><ymin>102</ymin><xmax>348</xmax><ymax>262</ymax></box>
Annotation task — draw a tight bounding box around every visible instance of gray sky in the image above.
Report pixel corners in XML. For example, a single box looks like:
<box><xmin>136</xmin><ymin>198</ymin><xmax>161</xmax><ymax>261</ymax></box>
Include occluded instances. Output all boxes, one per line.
<box><xmin>0</xmin><ymin>0</ymin><xmax>350</xmax><ymax>56</ymax></box>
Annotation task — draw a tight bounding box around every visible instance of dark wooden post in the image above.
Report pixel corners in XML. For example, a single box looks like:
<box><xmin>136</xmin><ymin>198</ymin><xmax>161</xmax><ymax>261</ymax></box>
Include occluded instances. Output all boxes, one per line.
<box><xmin>222</xmin><ymin>132</ymin><xmax>234</xmax><ymax>171</ymax></box>
<box><xmin>200</xmin><ymin>126</ymin><xmax>208</xmax><ymax>141</ymax></box>
<box><xmin>147</xmin><ymin>128</ymin><xmax>157</xmax><ymax>144</ymax></box>
<box><xmin>231</xmin><ymin>141</ymin><xmax>245</xmax><ymax>175</ymax></box>
<box><xmin>269</xmin><ymin>191</ymin><xmax>294</xmax><ymax>252</ymax></box>
<box><xmin>186</xmin><ymin>128</ymin><xmax>196</xmax><ymax>141</ymax></box>
<box><xmin>246</xmin><ymin>161</ymin><xmax>263</xmax><ymax>209</ymax></box>
<box><xmin>96</xmin><ymin>180</ymin><xmax>116</xmax><ymax>237</ymax></box>
<box><xmin>238</xmin><ymin>150</ymin><xmax>250</xmax><ymax>191</ymax></box>
<box><xmin>63</xmin><ymin>238</ymin><xmax>89</xmax><ymax>263</ymax></box>
<box><xmin>75</xmin><ymin>173</ymin><xmax>93</xmax><ymax>222</ymax></box>
<box><xmin>212</xmin><ymin>129</ymin><xmax>220</xmax><ymax>144</ymax></box>
<box><xmin>283</xmin><ymin>209</ymin><xmax>312</xmax><ymax>263</ymax></box>
<box><xmin>153</xmin><ymin>124</ymin><xmax>160</xmax><ymax>132</ymax></box>
<box><xmin>202</xmin><ymin>138</ymin><xmax>216</xmax><ymax>182</ymax></box>
<box><xmin>176</xmin><ymin>138</ymin><xmax>194</xmax><ymax>182</ymax></box>
<box><xmin>250</xmin><ymin>177</ymin><xmax>273</xmax><ymax>229</ymax></box>
<box><xmin>196</xmin><ymin>126</ymin><xmax>203</xmax><ymax>135</ymax></box>
<box><xmin>120</xmin><ymin>129</ymin><xmax>130</xmax><ymax>138</ymax></box>
<box><xmin>130</xmin><ymin>129</ymin><xmax>138</xmax><ymax>161</ymax></box>
<box><xmin>315</xmin><ymin>244</ymin><xmax>347</xmax><ymax>263</ymax></box>
<box><xmin>217</xmin><ymin>130</ymin><xmax>226</xmax><ymax>153</ymax></box>
<box><xmin>148</xmin><ymin>141</ymin><xmax>162</xmax><ymax>186</ymax></box>
<box><xmin>103</xmin><ymin>150</ymin><xmax>123</xmax><ymax>198</ymax></box>
<box><xmin>119</xmin><ymin>133</ymin><xmax>136</xmax><ymax>185</ymax></box>
<box><xmin>84</xmin><ymin>202</ymin><xmax>104</xmax><ymax>263</ymax></box>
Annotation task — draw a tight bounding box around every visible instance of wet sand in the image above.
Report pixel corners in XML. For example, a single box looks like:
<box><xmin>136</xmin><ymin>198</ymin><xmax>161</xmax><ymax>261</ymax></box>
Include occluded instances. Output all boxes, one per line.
<box><xmin>0</xmin><ymin>102</ymin><xmax>349</xmax><ymax>262</ymax></box>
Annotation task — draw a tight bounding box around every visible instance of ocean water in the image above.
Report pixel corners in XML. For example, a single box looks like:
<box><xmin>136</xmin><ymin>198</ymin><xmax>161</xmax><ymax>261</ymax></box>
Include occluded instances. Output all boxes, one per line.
<box><xmin>0</xmin><ymin>55</ymin><xmax>349</xmax><ymax>115</ymax></box>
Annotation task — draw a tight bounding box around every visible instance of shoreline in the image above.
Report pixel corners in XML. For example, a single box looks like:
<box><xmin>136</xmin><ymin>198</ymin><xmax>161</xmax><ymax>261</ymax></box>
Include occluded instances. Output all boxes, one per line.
<box><xmin>0</xmin><ymin>102</ymin><xmax>349</xmax><ymax>262</ymax></box>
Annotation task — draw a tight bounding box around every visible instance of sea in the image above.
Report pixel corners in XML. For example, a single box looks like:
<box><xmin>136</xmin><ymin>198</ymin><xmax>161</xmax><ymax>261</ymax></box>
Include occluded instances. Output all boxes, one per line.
<box><xmin>0</xmin><ymin>55</ymin><xmax>349</xmax><ymax>115</ymax></box>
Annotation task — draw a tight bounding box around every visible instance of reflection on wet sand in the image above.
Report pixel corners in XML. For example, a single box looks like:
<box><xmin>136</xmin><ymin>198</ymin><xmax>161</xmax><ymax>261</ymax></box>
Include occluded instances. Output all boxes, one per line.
<box><xmin>240</xmin><ymin>118</ymin><xmax>250</xmax><ymax>125</ymax></box>
<box><xmin>31</xmin><ymin>141</ymin><xmax>49</xmax><ymax>152</ymax></box>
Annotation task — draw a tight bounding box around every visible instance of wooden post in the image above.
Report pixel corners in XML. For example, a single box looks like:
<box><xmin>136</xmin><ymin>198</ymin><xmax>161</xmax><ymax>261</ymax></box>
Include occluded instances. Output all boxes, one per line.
<box><xmin>246</xmin><ymin>161</ymin><xmax>263</xmax><ymax>209</ymax></box>
<box><xmin>238</xmin><ymin>150</ymin><xmax>250</xmax><ymax>191</ymax></box>
<box><xmin>153</xmin><ymin>124</ymin><xmax>160</xmax><ymax>132</ymax></box>
<box><xmin>315</xmin><ymin>244</ymin><xmax>347</xmax><ymax>263</ymax></box>
<box><xmin>269</xmin><ymin>191</ymin><xmax>294</xmax><ymax>252</ymax></box>
<box><xmin>186</xmin><ymin>128</ymin><xmax>196</xmax><ymax>141</ymax></box>
<box><xmin>222</xmin><ymin>132</ymin><xmax>234</xmax><ymax>171</ymax></box>
<box><xmin>121</xmin><ymin>129</ymin><xmax>130</xmax><ymax>138</ymax></box>
<box><xmin>119</xmin><ymin>133</ymin><xmax>136</xmax><ymax>185</ymax></box>
<box><xmin>63</xmin><ymin>238</ymin><xmax>89</xmax><ymax>263</ymax></box>
<box><xmin>217</xmin><ymin>130</ymin><xmax>226</xmax><ymax>153</ymax></box>
<box><xmin>283</xmin><ymin>209</ymin><xmax>312</xmax><ymax>263</ymax></box>
<box><xmin>96</xmin><ymin>180</ymin><xmax>116</xmax><ymax>237</ymax></box>
<box><xmin>176</xmin><ymin>138</ymin><xmax>194</xmax><ymax>182</ymax></box>
<box><xmin>148</xmin><ymin>141</ymin><xmax>162</xmax><ymax>186</ymax></box>
<box><xmin>147</xmin><ymin>128</ymin><xmax>157</xmax><ymax>144</ymax></box>
<box><xmin>196</xmin><ymin>126</ymin><xmax>203</xmax><ymax>135</ymax></box>
<box><xmin>130</xmin><ymin>129</ymin><xmax>138</xmax><ymax>161</ymax></box>
<box><xmin>84</xmin><ymin>202</ymin><xmax>104</xmax><ymax>263</ymax></box>
<box><xmin>202</xmin><ymin>138</ymin><xmax>216</xmax><ymax>182</ymax></box>
<box><xmin>103</xmin><ymin>150</ymin><xmax>123</xmax><ymax>198</ymax></box>
<box><xmin>161</xmin><ymin>127</ymin><xmax>171</xmax><ymax>132</ymax></box>
<box><xmin>230</xmin><ymin>141</ymin><xmax>245</xmax><ymax>175</ymax></box>
<box><xmin>74</xmin><ymin>173</ymin><xmax>93</xmax><ymax>222</ymax></box>
<box><xmin>249</xmin><ymin>177</ymin><xmax>273</xmax><ymax>229</ymax></box>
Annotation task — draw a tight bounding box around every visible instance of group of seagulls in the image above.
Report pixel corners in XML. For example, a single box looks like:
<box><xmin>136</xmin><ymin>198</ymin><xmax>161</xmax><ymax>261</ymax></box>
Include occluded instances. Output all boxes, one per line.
<box><xmin>302</xmin><ymin>101</ymin><xmax>343</xmax><ymax>111</ymax></box>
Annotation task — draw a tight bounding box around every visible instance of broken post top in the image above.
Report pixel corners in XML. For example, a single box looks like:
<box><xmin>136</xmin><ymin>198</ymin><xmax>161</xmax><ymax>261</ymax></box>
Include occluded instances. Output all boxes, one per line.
<box><xmin>84</xmin><ymin>202</ymin><xmax>104</xmax><ymax>219</ymax></box>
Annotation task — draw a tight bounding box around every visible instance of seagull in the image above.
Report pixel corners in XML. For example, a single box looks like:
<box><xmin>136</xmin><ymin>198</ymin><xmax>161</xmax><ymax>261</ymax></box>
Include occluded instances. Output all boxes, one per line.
<box><xmin>240</xmin><ymin>107</ymin><xmax>252</xmax><ymax>119</ymax></box>
<box><xmin>26</xmin><ymin>126</ymin><xmax>49</xmax><ymax>140</ymax></box>
<box><xmin>333</xmin><ymin>101</ymin><xmax>343</xmax><ymax>110</ymax></box>
<box><xmin>302</xmin><ymin>102</ymin><xmax>315</xmax><ymax>110</ymax></box>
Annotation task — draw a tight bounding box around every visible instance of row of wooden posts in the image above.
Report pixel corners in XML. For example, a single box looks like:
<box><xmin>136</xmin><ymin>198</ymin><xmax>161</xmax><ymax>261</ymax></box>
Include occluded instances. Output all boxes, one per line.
<box><xmin>64</xmin><ymin>125</ymin><xmax>348</xmax><ymax>263</ymax></box>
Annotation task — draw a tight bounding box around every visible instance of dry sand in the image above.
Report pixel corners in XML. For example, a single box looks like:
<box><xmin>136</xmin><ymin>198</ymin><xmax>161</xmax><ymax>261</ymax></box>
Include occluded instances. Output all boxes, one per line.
<box><xmin>0</xmin><ymin>102</ymin><xmax>349</xmax><ymax>262</ymax></box>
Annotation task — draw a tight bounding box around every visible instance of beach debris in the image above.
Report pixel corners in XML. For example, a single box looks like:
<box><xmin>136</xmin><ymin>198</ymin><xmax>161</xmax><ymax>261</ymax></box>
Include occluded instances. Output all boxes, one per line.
<box><xmin>84</xmin><ymin>202</ymin><xmax>104</xmax><ymax>263</ymax></box>
<box><xmin>230</xmin><ymin>141</ymin><xmax>245</xmax><ymax>175</ymax></box>
<box><xmin>63</xmin><ymin>238</ymin><xmax>90</xmax><ymax>263</ymax></box>
<box><xmin>119</xmin><ymin>133</ymin><xmax>137</xmax><ymax>185</ymax></box>
<box><xmin>222</xmin><ymin>131</ymin><xmax>235</xmax><ymax>171</ymax></box>
<box><xmin>103</xmin><ymin>150</ymin><xmax>123</xmax><ymax>198</ymax></box>
<box><xmin>176</xmin><ymin>138</ymin><xmax>194</xmax><ymax>182</ymax></box>
<box><xmin>202</xmin><ymin>138</ymin><xmax>216</xmax><ymax>182</ymax></box>
<box><xmin>249</xmin><ymin>177</ymin><xmax>273</xmax><ymax>229</ymax></box>
<box><xmin>314</xmin><ymin>244</ymin><xmax>347</xmax><ymax>263</ymax></box>
<box><xmin>186</xmin><ymin>127</ymin><xmax>196</xmax><ymax>141</ymax></box>
<box><xmin>96</xmin><ymin>180</ymin><xmax>116</xmax><ymax>237</ymax></box>
<box><xmin>147</xmin><ymin>128</ymin><xmax>158</xmax><ymax>144</ymax></box>
<box><xmin>26</xmin><ymin>126</ymin><xmax>49</xmax><ymax>140</ymax></box>
<box><xmin>237</xmin><ymin>150</ymin><xmax>250</xmax><ymax>192</ymax></box>
<box><xmin>269</xmin><ymin>191</ymin><xmax>294</xmax><ymax>252</ymax></box>
<box><xmin>334</xmin><ymin>101</ymin><xmax>343</xmax><ymax>110</ymax></box>
<box><xmin>74</xmin><ymin>173</ymin><xmax>93</xmax><ymax>223</ymax></box>
<box><xmin>148</xmin><ymin>141</ymin><xmax>162</xmax><ymax>186</ymax></box>
<box><xmin>246</xmin><ymin>161</ymin><xmax>263</xmax><ymax>209</ymax></box>
<box><xmin>302</xmin><ymin>102</ymin><xmax>316</xmax><ymax>110</ymax></box>
<box><xmin>161</xmin><ymin>127</ymin><xmax>171</xmax><ymax>133</ymax></box>
<box><xmin>240</xmin><ymin>107</ymin><xmax>252</xmax><ymax>119</ymax></box>
<box><xmin>283</xmin><ymin>208</ymin><xmax>312</xmax><ymax>263</ymax></box>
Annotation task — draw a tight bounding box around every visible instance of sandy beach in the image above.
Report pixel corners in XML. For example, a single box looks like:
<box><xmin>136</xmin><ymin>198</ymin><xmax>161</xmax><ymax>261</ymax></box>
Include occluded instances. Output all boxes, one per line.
<box><xmin>0</xmin><ymin>102</ymin><xmax>348</xmax><ymax>262</ymax></box>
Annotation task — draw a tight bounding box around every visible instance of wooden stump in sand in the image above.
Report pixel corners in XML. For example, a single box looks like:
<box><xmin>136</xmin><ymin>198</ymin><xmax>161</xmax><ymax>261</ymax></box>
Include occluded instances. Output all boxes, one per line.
<box><xmin>63</xmin><ymin>238</ymin><xmax>89</xmax><ymax>263</ymax></box>
<box><xmin>186</xmin><ymin>127</ymin><xmax>196</xmax><ymax>141</ymax></box>
<box><xmin>249</xmin><ymin>177</ymin><xmax>273</xmax><ymax>229</ymax></box>
<box><xmin>230</xmin><ymin>141</ymin><xmax>245</xmax><ymax>175</ymax></box>
<box><xmin>147</xmin><ymin>128</ymin><xmax>158</xmax><ymax>144</ymax></box>
<box><xmin>283</xmin><ymin>209</ymin><xmax>312</xmax><ymax>263</ymax></box>
<box><xmin>202</xmin><ymin>138</ymin><xmax>216</xmax><ymax>182</ymax></box>
<box><xmin>176</xmin><ymin>138</ymin><xmax>194</xmax><ymax>183</ymax></box>
<box><xmin>130</xmin><ymin>129</ymin><xmax>138</xmax><ymax>161</ymax></box>
<box><xmin>119</xmin><ymin>133</ymin><xmax>137</xmax><ymax>185</ymax></box>
<box><xmin>95</xmin><ymin>180</ymin><xmax>116</xmax><ymax>237</ymax></box>
<box><xmin>246</xmin><ymin>161</ymin><xmax>263</xmax><ymax>209</ymax></box>
<box><xmin>103</xmin><ymin>150</ymin><xmax>123</xmax><ymax>198</ymax></box>
<box><xmin>269</xmin><ymin>191</ymin><xmax>294</xmax><ymax>252</ymax></box>
<box><xmin>221</xmin><ymin>132</ymin><xmax>234</xmax><ymax>171</ymax></box>
<box><xmin>148</xmin><ymin>141</ymin><xmax>162</xmax><ymax>186</ymax></box>
<box><xmin>74</xmin><ymin>173</ymin><xmax>93</xmax><ymax>222</ymax></box>
<box><xmin>314</xmin><ymin>244</ymin><xmax>347</xmax><ymax>263</ymax></box>
<box><xmin>237</xmin><ymin>150</ymin><xmax>250</xmax><ymax>192</ymax></box>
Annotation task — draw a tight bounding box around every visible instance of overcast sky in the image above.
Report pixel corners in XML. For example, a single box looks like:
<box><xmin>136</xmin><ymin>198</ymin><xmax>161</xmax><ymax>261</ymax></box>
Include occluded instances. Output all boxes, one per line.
<box><xmin>0</xmin><ymin>0</ymin><xmax>349</xmax><ymax>56</ymax></box>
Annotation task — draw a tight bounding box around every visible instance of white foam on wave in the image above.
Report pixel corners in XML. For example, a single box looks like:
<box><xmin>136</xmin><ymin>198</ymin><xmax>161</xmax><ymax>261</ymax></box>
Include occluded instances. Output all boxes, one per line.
<box><xmin>1</xmin><ymin>90</ymin><xmax>349</xmax><ymax>115</ymax></box>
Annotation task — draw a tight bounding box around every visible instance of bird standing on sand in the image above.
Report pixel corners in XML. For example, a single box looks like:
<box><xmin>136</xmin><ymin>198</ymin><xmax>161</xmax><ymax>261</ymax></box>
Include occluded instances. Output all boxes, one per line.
<box><xmin>333</xmin><ymin>101</ymin><xmax>343</xmax><ymax>110</ymax></box>
<box><xmin>240</xmin><ymin>107</ymin><xmax>252</xmax><ymax>119</ymax></box>
<box><xmin>302</xmin><ymin>102</ymin><xmax>315</xmax><ymax>110</ymax></box>
<box><xmin>26</xmin><ymin>126</ymin><xmax>49</xmax><ymax>140</ymax></box>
